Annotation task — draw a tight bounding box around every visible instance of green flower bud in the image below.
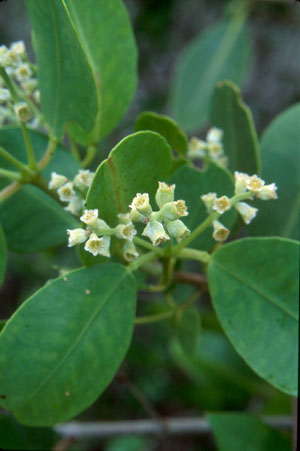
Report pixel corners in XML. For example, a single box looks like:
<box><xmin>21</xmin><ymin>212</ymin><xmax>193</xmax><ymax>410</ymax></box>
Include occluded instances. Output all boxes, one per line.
<box><xmin>115</xmin><ymin>223</ymin><xmax>137</xmax><ymax>241</ymax></box>
<box><xmin>165</xmin><ymin>219</ymin><xmax>190</xmax><ymax>243</ymax></box>
<box><xmin>212</xmin><ymin>220</ymin><xmax>229</xmax><ymax>242</ymax></box>
<box><xmin>14</xmin><ymin>102</ymin><xmax>32</xmax><ymax>122</ymax></box>
<box><xmin>142</xmin><ymin>220</ymin><xmax>170</xmax><ymax>246</ymax></box>
<box><xmin>201</xmin><ymin>192</ymin><xmax>217</xmax><ymax>213</ymax></box>
<box><xmin>155</xmin><ymin>182</ymin><xmax>175</xmax><ymax>208</ymax></box>
<box><xmin>130</xmin><ymin>193</ymin><xmax>152</xmax><ymax>218</ymax></box>
<box><xmin>123</xmin><ymin>241</ymin><xmax>139</xmax><ymax>262</ymax></box>
<box><xmin>159</xmin><ymin>200</ymin><xmax>188</xmax><ymax>221</ymax></box>
<box><xmin>117</xmin><ymin>213</ymin><xmax>131</xmax><ymax>224</ymax></box>
<box><xmin>67</xmin><ymin>228</ymin><xmax>89</xmax><ymax>247</ymax></box>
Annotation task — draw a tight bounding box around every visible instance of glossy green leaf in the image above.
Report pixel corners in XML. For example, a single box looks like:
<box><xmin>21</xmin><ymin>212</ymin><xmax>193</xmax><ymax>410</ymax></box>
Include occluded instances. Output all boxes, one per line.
<box><xmin>65</xmin><ymin>0</ymin><xmax>137</xmax><ymax>143</ymax></box>
<box><xmin>135</xmin><ymin>111</ymin><xmax>188</xmax><ymax>156</ymax></box>
<box><xmin>87</xmin><ymin>131</ymin><xmax>172</xmax><ymax>227</ymax></box>
<box><xmin>0</xmin><ymin>128</ymin><xmax>80</xmax><ymax>252</ymax></box>
<box><xmin>208</xmin><ymin>413</ymin><xmax>291</xmax><ymax>451</ymax></box>
<box><xmin>208</xmin><ymin>237</ymin><xmax>299</xmax><ymax>396</ymax></box>
<box><xmin>170</xmin><ymin>330</ymin><xmax>258</xmax><ymax>409</ymax></box>
<box><xmin>0</xmin><ymin>263</ymin><xmax>136</xmax><ymax>426</ymax></box>
<box><xmin>170</xmin><ymin>163</ymin><xmax>237</xmax><ymax>251</ymax></box>
<box><xmin>210</xmin><ymin>80</ymin><xmax>261</xmax><ymax>174</ymax></box>
<box><xmin>249</xmin><ymin>104</ymin><xmax>300</xmax><ymax>240</ymax></box>
<box><xmin>0</xmin><ymin>415</ymin><xmax>57</xmax><ymax>451</ymax></box>
<box><xmin>175</xmin><ymin>308</ymin><xmax>201</xmax><ymax>355</ymax></box>
<box><xmin>0</xmin><ymin>226</ymin><xmax>6</xmax><ymax>288</ymax></box>
<box><xmin>170</xmin><ymin>17</ymin><xmax>251</xmax><ymax>132</ymax></box>
<box><xmin>25</xmin><ymin>0</ymin><xmax>98</xmax><ymax>139</ymax></box>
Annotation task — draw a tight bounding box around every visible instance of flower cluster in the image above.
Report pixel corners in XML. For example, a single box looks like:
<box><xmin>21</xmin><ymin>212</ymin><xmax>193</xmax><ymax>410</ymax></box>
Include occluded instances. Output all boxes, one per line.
<box><xmin>129</xmin><ymin>182</ymin><xmax>190</xmax><ymax>246</ymax></box>
<box><xmin>188</xmin><ymin>127</ymin><xmax>227</xmax><ymax>167</ymax></box>
<box><xmin>67</xmin><ymin>209</ymin><xmax>138</xmax><ymax>261</ymax></box>
<box><xmin>0</xmin><ymin>41</ymin><xmax>40</xmax><ymax>127</ymax></box>
<box><xmin>201</xmin><ymin>172</ymin><xmax>278</xmax><ymax>242</ymax></box>
<box><xmin>49</xmin><ymin>169</ymin><xmax>95</xmax><ymax>216</ymax></box>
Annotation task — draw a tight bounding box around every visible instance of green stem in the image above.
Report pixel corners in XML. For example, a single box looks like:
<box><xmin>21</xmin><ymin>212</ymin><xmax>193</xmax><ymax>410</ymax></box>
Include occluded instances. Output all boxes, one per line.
<box><xmin>0</xmin><ymin>168</ymin><xmax>22</xmax><ymax>181</ymax></box>
<box><xmin>69</xmin><ymin>135</ymin><xmax>81</xmax><ymax>162</ymax></box>
<box><xmin>177</xmin><ymin>248</ymin><xmax>210</xmax><ymax>263</ymax></box>
<box><xmin>0</xmin><ymin>67</ymin><xmax>19</xmax><ymax>101</ymax></box>
<box><xmin>0</xmin><ymin>181</ymin><xmax>22</xmax><ymax>203</ymax></box>
<box><xmin>134</xmin><ymin>310</ymin><xmax>174</xmax><ymax>325</ymax></box>
<box><xmin>134</xmin><ymin>237</ymin><xmax>163</xmax><ymax>256</ymax></box>
<box><xmin>38</xmin><ymin>135</ymin><xmax>58</xmax><ymax>170</ymax></box>
<box><xmin>127</xmin><ymin>251</ymin><xmax>157</xmax><ymax>272</ymax></box>
<box><xmin>81</xmin><ymin>143</ymin><xmax>97</xmax><ymax>168</ymax></box>
<box><xmin>0</xmin><ymin>145</ymin><xmax>31</xmax><ymax>175</ymax></box>
<box><xmin>32</xmin><ymin>174</ymin><xmax>62</xmax><ymax>202</ymax></box>
<box><xmin>19</xmin><ymin>121</ymin><xmax>38</xmax><ymax>171</ymax></box>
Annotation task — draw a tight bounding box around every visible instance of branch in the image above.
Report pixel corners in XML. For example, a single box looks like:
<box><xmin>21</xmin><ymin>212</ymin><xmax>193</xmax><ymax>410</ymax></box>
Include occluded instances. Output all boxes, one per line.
<box><xmin>54</xmin><ymin>416</ymin><xmax>292</xmax><ymax>439</ymax></box>
<box><xmin>174</xmin><ymin>271</ymin><xmax>207</xmax><ymax>287</ymax></box>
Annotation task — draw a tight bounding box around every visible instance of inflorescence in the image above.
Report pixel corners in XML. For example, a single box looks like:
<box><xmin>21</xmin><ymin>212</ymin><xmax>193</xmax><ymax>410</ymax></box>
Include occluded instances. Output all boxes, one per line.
<box><xmin>188</xmin><ymin>127</ymin><xmax>228</xmax><ymax>167</ymax></box>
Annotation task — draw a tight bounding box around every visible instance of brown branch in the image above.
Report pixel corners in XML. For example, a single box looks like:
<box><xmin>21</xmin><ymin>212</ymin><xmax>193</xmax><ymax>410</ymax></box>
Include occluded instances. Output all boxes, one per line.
<box><xmin>174</xmin><ymin>271</ymin><xmax>207</xmax><ymax>287</ymax></box>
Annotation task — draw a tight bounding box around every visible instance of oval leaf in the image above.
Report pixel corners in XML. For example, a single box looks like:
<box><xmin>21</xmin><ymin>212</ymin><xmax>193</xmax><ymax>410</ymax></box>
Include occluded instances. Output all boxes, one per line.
<box><xmin>248</xmin><ymin>104</ymin><xmax>300</xmax><ymax>240</ymax></box>
<box><xmin>25</xmin><ymin>0</ymin><xmax>98</xmax><ymax>139</ymax></box>
<box><xmin>208</xmin><ymin>237</ymin><xmax>299</xmax><ymax>395</ymax></box>
<box><xmin>65</xmin><ymin>0</ymin><xmax>137</xmax><ymax>143</ymax></box>
<box><xmin>210</xmin><ymin>80</ymin><xmax>261</xmax><ymax>175</ymax></box>
<box><xmin>0</xmin><ymin>263</ymin><xmax>136</xmax><ymax>426</ymax></box>
<box><xmin>135</xmin><ymin>111</ymin><xmax>188</xmax><ymax>156</ymax></box>
<box><xmin>0</xmin><ymin>226</ymin><xmax>7</xmax><ymax>288</ymax></box>
<box><xmin>169</xmin><ymin>164</ymin><xmax>237</xmax><ymax>251</ymax></box>
<box><xmin>170</xmin><ymin>18</ymin><xmax>251</xmax><ymax>132</ymax></box>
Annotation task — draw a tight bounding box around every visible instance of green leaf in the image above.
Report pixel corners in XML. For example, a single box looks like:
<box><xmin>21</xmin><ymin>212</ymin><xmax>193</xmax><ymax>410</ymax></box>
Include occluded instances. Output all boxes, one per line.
<box><xmin>208</xmin><ymin>237</ymin><xmax>299</xmax><ymax>396</ymax></box>
<box><xmin>0</xmin><ymin>263</ymin><xmax>136</xmax><ymax>426</ymax></box>
<box><xmin>0</xmin><ymin>226</ymin><xmax>7</xmax><ymax>288</ymax></box>
<box><xmin>210</xmin><ymin>80</ymin><xmax>261</xmax><ymax>175</ymax></box>
<box><xmin>208</xmin><ymin>413</ymin><xmax>291</xmax><ymax>451</ymax></box>
<box><xmin>175</xmin><ymin>308</ymin><xmax>201</xmax><ymax>355</ymax></box>
<box><xmin>135</xmin><ymin>111</ymin><xmax>188</xmax><ymax>156</ymax></box>
<box><xmin>170</xmin><ymin>17</ymin><xmax>251</xmax><ymax>132</ymax></box>
<box><xmin>65</xmin><ymin>0</ymin><xmax>137</xmax><ymax>143</ymax></box>
<box><xmin>0</xmin><ymin>414</ymin><xmax>58</xmax><ymax>451</ymax></box>
<box><xmin>86</xmin><ymin>131</ymin><xmax>172</xmax><ymax>227</ymax></box>
<box><xmin>169</xmin><ymin>164</ymin><xmax>237</xmax><ymax>251</ymax></box>
<box><xmin>248</xmin><ymin>104</ymin><xmax>300</xmax><ymax>240</ymax></box>
<box><xmin>25</xmin><ymin>0</ymin><xmax>98</xmax><ymax>139</ymax></box>
<box><xmin>0</xmin><ymin>128</ymin><xmax>80</xmax><ymax>252</ymax></box>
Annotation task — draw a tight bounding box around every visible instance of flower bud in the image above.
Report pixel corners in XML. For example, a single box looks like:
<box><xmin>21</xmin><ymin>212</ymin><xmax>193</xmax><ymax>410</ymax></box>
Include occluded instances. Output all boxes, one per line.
<box><xmin>93</xmin><ymin>218</ymin><xmax>111</xmax><ymax>235</ymax></box>
<box><xmin>159</xmin><ymin>200</ymin><xmax>188</xmax><ymax>221</ymax></box>
<box><xmin>257</xmin><ymin>183</ymin><xmax>278</xmax><ymax>200</ymax></box>
<box><xmin>15</xmin><ymin>63</ymin><xmax>32</xmax><ymax>82</ymax></box>
<box><xmin>33</xmin><ymin>89</ymin><xmax>40</xmax><ymax>104</ymax></box>
<box><xmin>246</xmin><ymin>175</ymin><xmax>265</xmax><ymax>193</ymax></box>
<box><xmin>14</xmin><ymin>102</ymin><xmax>32</xmax><ymax>122</ymax></box>
<box><xmin>188</xmin><ymin>137</ymin><xmax>207</xmax><ymax>158</ymax></box>
<box><xmin>49</xmin><ymin>172</ymin><xmax>69</xmax><ymax>190</ymax></box>
<box><xmin>84</xmin><ymin>233</ymin><xmax>110</xmax><ymax>257</ymax></box>
<box><xmin>65</xmin><ymin>197</ymin><xmax>84</xmax><ymax>216</ymax></box>
<box><xmin>212</xmin><ymin>220</ymin><xmax>229</xmax><ymax>241</ymax></box>
<box><xmin>206</xmin><ymin>127</ymin><xmax>223</xmax><ymax>143</ymax></box>
<box><xmin>115</xmin><ymin>223</ymin><xmax>137</xmax><ymax>241</ymax></box>
<box><xmin>155</xmin><ymin>182</ymin><xmax>175</xmax><ymax>208</ymax></box>
<box><xmin>207</xmin><ymin>141</ymin><xmax>223</xmax><ymax>159</ymax></box>
<box><xmin>21</xmin><ymin>79</ymin><xmax>38</xmax><ymax>94</ymax></box>
<box><xmin>123</xmin><ymin>241</ymin><xmax>139</xmax><ymax>262</ymax></box>
<box><xmin>201</xmin><ymin>192</ymin><xmax>217</xmax><ymax>213</ymax></box>
<box><xmin>73</xmin><ymin>169</ymin><xmax>95</xmax><ymax>190</ymax></box>
<box><xmin>67</xmin><ymin>228</ymin><xmax>88</xmax><ymax>247</ymax></box>
<box><xmin>117</xmin><ymin>212</ymin><xmax>131</xmax><ymax>224</ymax></box>
<box><xmin>235</xmin><ymin>202</ymin><xmax>258</xmax><ymax>224</ymax></box>
<box><xmin>165</xmin><ymin>219</ymin><xmax>190</xmax><ymax>243</ymax></box>
<box><xmin>130</xmin><ymin>193</ymin><xmax>152</xmax><ymax>217</ymax></box>
<box><xmin>142</xmin><ymin>220</ymin><xmax>170</xmax><ymax>246</ymax></box>
<box><xmin>213</xmin><ymin>196</ymin><xmax>231</xmax><ymax>214</ymax></box>
<box><xmin>234</xmin><ymin>171</ymin><xmax>249</xmax><ymax>194</ymax></box>
<box><xmin>80</xmin><ymin>209</ymin><xmax>99</xmax><ymax>227</ymax></box>
<box><xmin>10</xmin><ymin>41</ymin><xmax>26</xmax><ymax>59</ymax></box>
<box><xmin>58</xmin><ymin>182</ymin><xmax>77</xmax><ymax>202</ymax></box>
<box><xmin>129</xmin><ymin>206</ymin><xmax>145</xmax><ymax>223</ymax></box>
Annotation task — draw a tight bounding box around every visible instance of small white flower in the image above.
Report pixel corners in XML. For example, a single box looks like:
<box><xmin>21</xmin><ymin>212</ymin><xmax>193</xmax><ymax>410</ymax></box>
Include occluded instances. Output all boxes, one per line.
<box><xmin>49</xmin><ymin>172</ymin><xmax>69</xmax><ymax>190</ymax></box>
<box><xmin>188</xmin><ymin>137</ymin><xmax>207</xmax><ymax>158</ymax></box>
<box><xmin>115</xmin><ymin>223</ymin><xmax>137</xmax><ymax>241</ymax></box>
<box><xmin>246</xmin><ymin>175</ymin><xmax>265</xmax><ymax>193</ymax></box>
<box><xmin>0</xmin><ymin>45</ymin><xmax>9</xmax><ymax>66</ymax></box>
<box><xmin>10</xmin><ymin>41</ymin><xmax>26</xmax><ymax>58</ymax></box>
<box><xmin>257</xmin><ymin>183</ymin><xmax>278</xmax><ymax>200</ymax></box>
<box><xmin>67</xmin><ymin>228</ymin><xmax>89</xmax><ymax>247</ymax></box>
<box><xmin>13</xmin><ymin>102</ymin><xmax>32</xmax><ymax>122</ymax></box>
<box><xmin>155</xmin><ymin>182</ymin><xmax>175</xmax><ymax>209</ymax></box>
<box><xmin>6</xmin><ymin>49</ymin><xmax>21</xmax><ymax>67</ymax></box>
<box><xmin>165</xmin><ymin>219</ymin><xmax>190</xmax><ymax>243</ymax></box>
<box><xmin>80</xmin><ymin>209</ymin><xmax>99</xmax><ymax>227</ymax></box>
<box><xmin>235</xmin><ymin>202</ymin><xmax>258</xmax><ymax>224</ymax></box>
<box><xmin>207</xmin><ymin>141</ymin><xmax>223</xmax><ymax>159</ymax></box>
<box><xmin>130</xmin><ymin>193</ymin><xmax>152</xmax><ymax>217</ymax></box>
<box><xmin>159</xmin><ymin>200</ymin><xmax>188</xmax><ymax>221</ymax></box>
<box><xmin>212</xmin><ymin>220</ymin><xmax>229</xmax><ymax>242</ymax></box>
<box><xmin>73</xmin><ymin>169</ymin><xmax>95</xmax><ymax>190</ymax></box>
<box><xmin>129</xmin><ymin>206</ymin><xmax>145</xmax><ymax>223</ymax></box>
<box><xmin>117</xmin><ymin>212</ymin><xmax>131</xmax><ymax>224</ymax></box>
<box><xmin>206</xmin><ymin>127</ymin><xmax>223</xmax><ymax>143</ymax></box>
<box><xmin>33</xmin><ymin>89</ymin><xmax>40</xmax><ymax>104</ymax></box>
<box><xmin>201</xmin><ymin>192</ymin><xmax>217</xmax><ymax>213</ymax></box>
<box><xmin>123</xmin><ymin>241</ymin><xmax>139</xmax><ymax>262</ymax></box>
<box><xmin>84</xmin><ymin>233</ymin><xmax>110</xmax><ymax>257</ymax></box>
<box><xmin>58</xmin><ymin>182</ymin><xmax>76</xmax><ymax>202</ymax></box>
<box><xmin>65</xmin><ymin>197</ymin><xmax>84</xmax><ymax>216</ymax></box>
<box><xmin>213</xmin><ymin>196</ymin><xmax>231</xmax><ymax>214</ymax></box>
<box><xmin>234</xmin><ymin>171</ymin><xmax>249</xmax><ymax>195</ymax></box>
<box><xmin>142</xmin><ymin>220</ymin><xmax>170</xmax><ymax>246</ymax></box>
<box><xmin>0</xmin><ymin>87</ymin><xmax>10</xmax><ymax>104</ymax></box>
<box><xmin>15</xmin><ymin>63</ymin><xmax>32</xmax><ymax>82</ymax></box>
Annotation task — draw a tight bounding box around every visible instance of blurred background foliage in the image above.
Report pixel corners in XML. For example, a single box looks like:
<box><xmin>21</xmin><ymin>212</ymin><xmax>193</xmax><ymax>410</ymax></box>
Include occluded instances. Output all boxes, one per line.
<box><xmin>0</xmin><ymin>0</ymin><xmax>298</xmax><ymax>450</ymax></box>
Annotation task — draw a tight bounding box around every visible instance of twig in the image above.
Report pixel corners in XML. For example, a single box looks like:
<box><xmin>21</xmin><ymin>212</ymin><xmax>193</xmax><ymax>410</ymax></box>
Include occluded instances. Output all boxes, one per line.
<box><xmin>54</xmin><ymin>416</ymin><xmax>293</xmax><ymax>439</ymax></box>
<box><xmin>174</xmin><ymin>271</ymin><xmax>207</xmax><ymax>287</ymax></box>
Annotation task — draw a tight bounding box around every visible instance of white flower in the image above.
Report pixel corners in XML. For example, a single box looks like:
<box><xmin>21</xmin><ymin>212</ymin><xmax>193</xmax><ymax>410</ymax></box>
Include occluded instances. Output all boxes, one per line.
<box><xmin>15</xmin><ymin>63</ymin><xmax>32</xmax><ymax>82</ymax></box>
<box><xmin>115</xmin><ymin>223</ymin><xmax>137</xmax><ymax>241</ymax></box>
<box><xmin>33</xmin><ymin>89</ymin><xmax>40</xmax><ymax>104</ymax></box>
<box><xmin>65</xmin><ymin>197</ymin><xmax>84</xmax><ymax>216</ymax></box>
<box><xmin>155</xmin><ymin>182</ymin><xmax>175</xmax><ymax>209</ymax></box>
<box><xmin>0</xmin><ymin>88</ymin><xmax>10</xmax><ymax>103</ymax></box>
<box><xmin>117</xmin><ymin>213</ymin><xmax>131</xmax><ymax>224</ymax></box>
<box><xmin>130</xmin><ymin>193</ymin><xmax>152</xmax><ymax>218</ymax></box>
<box><xmin>212</xmin><ymin>220</ymin><xmax>229</xmax><ymax>241</ymax></box>
<box><xmin>142</xmin><ymin>220</ymin><xmax>170</xmax><ymax>246</ymax></box>
<box><xmin>235</xmin><ymin>202</ymin><xmax>258</xmax><ymax>224</ymax></box>
<box><xmin>10</xmin><ymin>41</ymin><xmax>26</xmax><ymax>58</ymax></box>
<box><xmin>49</xmin><ymin>172</ymin><xmax>69</xmax><ymax>190</ymax></box>
<box><xmin>6</xmin><ymin>49</ymin><xmax>21</xmax><ymax>67</ymax></box>
<box><xmin>234</xmin><ymin>171</ymin><xmax>249</xmax><ymax>194</ymax></box>
<box><xmin>57</xmin><ymin>182</ymin><xmax>76</xmax><ymax>202</ymax></box>
<box><xmin>206</xmin><ymin>127</ymin><xmax>223</xmax><ymax>143</ymax></box>
<box><xmin>67</xmin><ymin>228</ymin><xmax>89</xmax><ymax>247</ymax></box>
<box><xmin>246</xmin><ymin>175</ymin><xmax>265</xmax><ymax>193</ymax></box>
<box><xmin>201</xmin><ymin>192</ymin><xmax>217</xmax><ymax>213</ymax></box>
<box><xmin>73</xmin><ymin>169</ymin><xmax>95</xmax><ymax>190</ymax></box>
<box><xmin>84</xmin><ymin>233</ymin><xmax>110</xmax><ymax>257</ymax></box>
<box><xmin>165</xmin><ymin>219</ymin><xmax>190</xmax><ymax>243</ymax></box>
<box><xmin>80</xmin><ymin>209</ymin><xmax>99</xmax><ymax>227</ymax></box>
<box><xmin>213</xmin><ymin>196</ymin><xmax>231</xmax><ymax>214</ymax></box>
<box><xmin>123</xmin><ymin>241</ymin><xmax>139</xmax><ymax>262</ymax></box>
<box><xmin>159</xmin><ymin>200</ymin><xmax>188</xmax><ymax>221</ymax></box>
<box><xmin>13</xmin><ymin>102</ymin><xmax>32</xmax><ymax>122</ymax></box>
<box><xmin>0</xmin><ymin>45</ymin><xmax>9</xmax><ymax>66</ymax></box>
<box><xmin>207</xmin><ymin>141</ymin><xmax>223</xmax><ymax>159</ymax></box>
<box><xmin>188</xmin><ymin>137</ymin><xmax>207</xmax><ymax>158</ymax></box>
<box><xmin>20</xmin><ymin>79</ymin><xmax>38</xmax><ymax>94</ymax></box>
<box><xmin>257</xmin><ymin>183</ymin><xmax>278</xmax><ymax>200</ymax></box>
<box><xmin>129</xmin><ymin>206</ymin><xmax>145</xmax><ymax>223</ymax></box>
